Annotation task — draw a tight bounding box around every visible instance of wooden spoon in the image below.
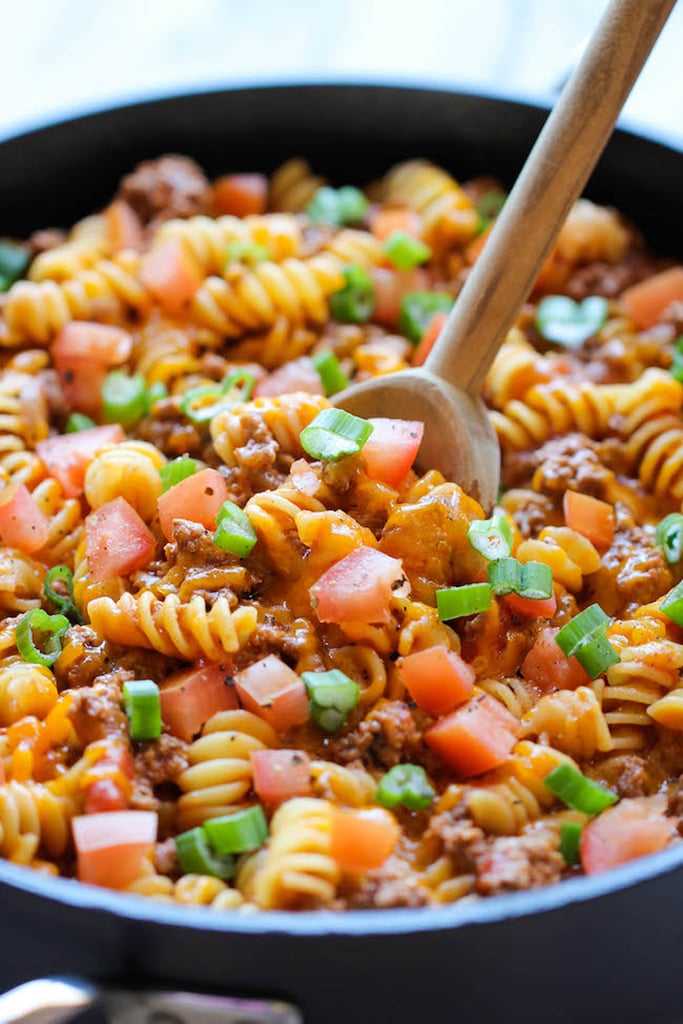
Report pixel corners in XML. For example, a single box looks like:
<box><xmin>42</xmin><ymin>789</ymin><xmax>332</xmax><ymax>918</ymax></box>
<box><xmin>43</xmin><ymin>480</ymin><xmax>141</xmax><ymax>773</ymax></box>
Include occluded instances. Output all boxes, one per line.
<box><xmin>334</xmin><ymin>0</ymin><xmax>675</xmax><ymax>510</ymax></box>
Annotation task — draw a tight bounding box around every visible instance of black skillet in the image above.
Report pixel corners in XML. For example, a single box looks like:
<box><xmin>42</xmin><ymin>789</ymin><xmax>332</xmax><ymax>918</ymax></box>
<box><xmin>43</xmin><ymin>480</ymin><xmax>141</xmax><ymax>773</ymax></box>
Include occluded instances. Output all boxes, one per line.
<box><xmin>0</xmin><ymin>84</ymin><xmax>681</xmax><ymax>1024</ymax></box>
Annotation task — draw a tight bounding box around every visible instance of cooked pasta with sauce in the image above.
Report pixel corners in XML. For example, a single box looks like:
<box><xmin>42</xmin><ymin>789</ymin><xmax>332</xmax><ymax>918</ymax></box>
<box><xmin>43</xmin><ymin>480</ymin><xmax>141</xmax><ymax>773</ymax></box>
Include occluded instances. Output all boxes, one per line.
<box><xmin>0</xmin><ymin>153</ymin><xmax>681</xmax><ymax>911</ymax></box>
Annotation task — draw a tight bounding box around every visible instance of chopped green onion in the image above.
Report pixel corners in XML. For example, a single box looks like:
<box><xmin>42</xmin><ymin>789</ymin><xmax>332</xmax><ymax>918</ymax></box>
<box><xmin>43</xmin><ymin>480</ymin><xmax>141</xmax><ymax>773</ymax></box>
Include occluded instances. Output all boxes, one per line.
<box><xmin>305</xmin><ymin>186</ymin><xmax>369</xmax><ymax>227</ymax></box>
<box><xmin>559</xmin><ymin>821</ymin><xmax>583</xmax><ymax>865</ymax></box>
<box><xmin>122</xmin><ymin>679</ymin><xmax>162</xmax><ymax>742</ymax></box>
<box><xmin>16</xmin><ymin>609</ymin><xmax>70</xmax><ymax>668</ymax></box>
<box><xmin>329</xmin><ymin>264</ymin><xmax>375</xmax><ymax>324</ymax></box>
<box><xmin>555</xmin><ymin>604</ymin><xmax>610</xmax><ymax>656</ymax></box>
<box><xmin>311</xmin><ymin>349</ymin><xmax>350</xmax><ymax>397</ymax></box>
<box><xmin>159</xmin><ymin>456</ymin><xmax>198</xmax><ymax>493</ymax></box>
<box><xmin>225</xmin><ymin>241</ymin><xmax>272</xmax><ymax>266</ymax></box>
<box><xmin>535</xmin><ymin>295</ymin><xmax>608</xmax><ymax>348</ymax></box>
<box><xmin>181</xmin><ymin>370</ymin><xmax>256</xmax><ymax>425</ymax></box>
<box><xmin>475</xmin><ymin>188</ymin><xmax>507</xmax><ymax>221</ymax></box>
<box><xmin>203</xmin><ymin>806</ymin><xmax>269</xmax><ymax>854</ymax></box>
<box><xmin>175</xmin><ymin>827</ymin><xmax>235</xmax><ymax>880</ymax></box>
<box><xmin>545</xmin><ymin>764</ymin><xmax>618</xmax><ymax>815</ymax></box>
<box><xmin>655</xmin><ymin>513</ymin><xmax>683</xmax><ymax>565</ymax></box>
<box><xmin>487</xmin><ymin>557</ymin><xmax>522</xmax><ymax>596</ymax></box>
<box><xmin>399</xmin><ymin>292</ymin><xmax>454</xmax><ymax>345</ymax></box>
<box><xmin>669</xmin><ymin>353</ymin><xmax>683</xmax><ymax>383</ymax></box>
<box><xmin>300</xmin><ymin>408</ymin><xmax>374</xmax><ymax>462</ymax></box>
<box><xmin>65</xmin><ymin>412</ymin><xmax>96</xmax><ymax>433</ymax></box>
<box><xmin>467</xmin><ymin>513</ymin><xmax>513</xmax><ymax>561</ymax></box>
<box><xmin>436</xmin><ymin>583</ymin><xmax>491</xmax><ymax>621</ymax></box>
<box><xmin>661</xmin><ymin>580</ymin><xmax>683</xmax><ymax>627</ymax></box>
<box><xmin>214</xmin><ymin>500</ymin><xmax>258</xmax><ymax>557</ymax></box>
<box><xmin>43</xmin><ymin>565</ymin><xmax>82</xmax><ymax>625</ymax></box>
<box><xmin>301</xmin><ymin>669</ymin><xmax>360</xmax><ymax>732</ymax></box>
<box><xmin>0</xmin><ymin>240</ymin><xmax>31</xmax><ymax>291</ymax></box>
<box><xmin>145</xmin><ymin>381</ymin><xmax>168</xmax><ymax>411</ymax></box>
<box><xmin>517</xmin><ymin>561</ymin><xmax>553</xmax><ymax>600</ymax></box>
<box><xmin>382</xmin><ymin>231</ymin><xmax>432</xmax><ymax>270</ymax></box>
<box><xmin>102</xmin><ymin>371</ymin><xmax>148</xmax><ymax>428</ymax></box>
<box><xmin>376</xmin><ymin>763</ymin><xmax>435</xmax><ymax>811</ymax></box>
<box><xmin>573</xmin><ymin>632</ymin><xmax>620</xmax><ymax>679</ymax></box>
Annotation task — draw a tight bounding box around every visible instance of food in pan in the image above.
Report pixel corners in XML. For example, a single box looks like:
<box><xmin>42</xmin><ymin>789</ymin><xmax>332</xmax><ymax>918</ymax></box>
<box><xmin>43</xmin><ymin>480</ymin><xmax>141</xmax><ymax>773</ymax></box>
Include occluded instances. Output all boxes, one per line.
<box><xmin>0</xmin><ymin>153</ymin><xmax>682</xmax><ymax>911</ymax></box>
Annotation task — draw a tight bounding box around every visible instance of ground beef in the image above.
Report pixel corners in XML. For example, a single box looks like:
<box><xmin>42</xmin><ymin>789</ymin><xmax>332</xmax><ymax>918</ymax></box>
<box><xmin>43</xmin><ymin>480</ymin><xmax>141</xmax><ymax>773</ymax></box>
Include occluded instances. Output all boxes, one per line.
<box><xmin>67</xmin><ymin>675</ymin><xmax>131</xmax><ymax>745</ymax></box>
<box><xmin>119</xmin><ymin>154</ymin><xmax>211</xmax><ymax>226</ymax></box>
<box><xmin>563</xmin><ymin>249</ymin><xmax>660</xmax><ymax>301</ymax></box>
<box><xmin>425</xmin><ymin>809</ymin><xmax>487</xmax><ymax>873</ymax></box>
<box><xmin>154</xmin><ymin>837</ymin><xmax>179</xmax><ymax>876</ymax></box>
<box><xmin>230</xmin><ymin>413</ymin><xmax>291</xmax><ymax>493</ymax></box>
<box><xmin>233</xmin><ymin>611</ymin><xmax>319</xmax><ymax>673</ymax></box>
<box><xmin>130</xmin><ymin>733</ymin><xmax>190</xmax><ymax>813</ymax></box>
<box><xmin>347</xmin><ymin>854</ymin><xmax>430</xmax><ymax>909</ymax></box>
<box><xmin>529</xmin><ymin>433</ymin><xmax>618</xmax><ymax>499</ymax></box>
<box><xmin>55</xmin><ymin>626</ymin><xmax>117</xmax><ymax>690</ymax></box>
<box><xmin>474</xmin><ymin>827</ymin><xmax>564</xmax><ymax>895</ymax></box>
<box><xmin>330</xmin><ymin>699</ymin><xmax>423</xmax><ymax>768</ymax></box>
<box><xmin>137</xmin><ymin>399</ymin><xmax>204</xmax><ymax>459</ymax></box>
<box><xmin>27</xmin><ymin>228</ymin><xmax>67</xmax><ymax>255</ymax></box>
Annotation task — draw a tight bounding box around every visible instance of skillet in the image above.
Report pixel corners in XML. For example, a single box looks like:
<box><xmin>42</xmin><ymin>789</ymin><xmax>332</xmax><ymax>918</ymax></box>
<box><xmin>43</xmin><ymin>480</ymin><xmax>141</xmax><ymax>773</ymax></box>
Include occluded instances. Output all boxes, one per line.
<box><xmin>0</xmin><ymin>83</ymin><xmax>681</xmax><ymax>1024</ymax></box>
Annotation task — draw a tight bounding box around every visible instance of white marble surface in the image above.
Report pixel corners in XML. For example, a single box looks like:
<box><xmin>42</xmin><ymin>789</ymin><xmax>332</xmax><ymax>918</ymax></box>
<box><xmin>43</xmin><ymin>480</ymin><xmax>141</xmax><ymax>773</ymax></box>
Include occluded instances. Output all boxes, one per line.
<box><xmin>0</xmin><ymin>0</ymin><xmax>681</xmax><ymax>146</ymax></box>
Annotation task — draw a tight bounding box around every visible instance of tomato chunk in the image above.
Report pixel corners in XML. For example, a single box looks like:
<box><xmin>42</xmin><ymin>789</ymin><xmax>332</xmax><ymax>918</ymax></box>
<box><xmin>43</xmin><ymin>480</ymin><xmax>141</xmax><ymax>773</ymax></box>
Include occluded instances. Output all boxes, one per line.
<box><xmin>52</xmin><ymin>323</ymin><xmax>133</xmax><ymax>417</ymax></box>
<box><xmin>369</xmin><ymin>207</ymin><xmax>422</xmax><ymax>241</ymax></box>
<box><xmin>212</xmin><ymin>174</ymin><xmax>268</xmax><ymax>217</ymax></box>
<box><xmin>251</xmin><ymin>749</ymin><xmax>312</xmax><ymax>805</ymax></box>
<box><xmin>521</xmin><ymin>627</ymin><xmax>590</xmax><ymax>692</ymax></box>
<box><xmin>361</xmin><ymin>419</ymin><xmax>424</xmax><ymax>489</ymax></box>
<box><xmin>503</xmin><ymin>592</ymin><xmax>558</xmax><ymax>619</ymax></box>
<box><xmin>310</xmin><ymin>546</ymin><xmax>408</xmax><ymax>625</ymax></box>
<box><xmin>85</xmin><ymin>497</ymin><xmax>155</xmax><ymax>581</ymax></box>
<box><xmin>140</xmin><ymin>237</ymin><xmax>203</xmax><ymax>313</ymax></box>
<box><xmin>234</xmin><ymin>655</ymin><xmax>309</xmax><ymax>734</ymax></box>
<box><xmin>580</xmin><ymin>796</ymin><xmax>673</xmax><ymax>875</ymax></box>
<box><xmin>0</xmin><ymin>482</ymin><xmax>50</xmax><ymax>553</ymax></box>
<box><xmin>412</xmin><ymin>311</ymin><xmax>448</xmax><ymax>367</ymax></box>
<box><xmin>370</xmin><ymin>267</ymin><xmax>429</xmax><ymax>326</ymax></box>
<box><xmin>73</xmin><ymin>810</ymin><xmax>157</xmax><ymax>889</ymax></box>
<box><xmin>254</xmin><ymin>358</ymin><xmax>324</xmax><ymax>398</ymax></box>
<box><xmin>157</xmin><ymin>467</ymin><xmax>228</xmax><ymax>542</ymax></box>
<box><xmin>160</xmin><ymin>662</ymin><xmax>238</xmax><ymax>742</ymax></box>
<box><xmin>36</xmin><ymin>425</ymin><xmax>125</xmax><ymax>498</ymax></box>
<box><xmin>621</xmin><ymin>266</ymin><xmax>683</xmax><ymax>329</ymax></box>
<box><xmin>563</xmin><ymin>491</ymin><xmax>615</xmax><ymax>549</ymax></box>
<box><xmin>398</xmin><ymin>644</ymin><xmax>474</xmax><ymax>716</ymax></box>
<box><xmin>330</xmin><ymin>807</ymin><xmax>400</xmax><ymax>872</ymax></box>
<box><xmin>425</xmin><ymin>693</ymin><xmax>518</xmax><ymax>776</ymax></box>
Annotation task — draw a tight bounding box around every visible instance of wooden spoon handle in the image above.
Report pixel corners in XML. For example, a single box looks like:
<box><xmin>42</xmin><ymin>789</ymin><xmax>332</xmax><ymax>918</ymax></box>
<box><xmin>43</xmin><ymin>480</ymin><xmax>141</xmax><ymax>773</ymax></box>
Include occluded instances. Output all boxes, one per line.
<box><xmin>425</xmin><ymin>0</ymin><xmax>676</xmax><ymax>396</ymax></box>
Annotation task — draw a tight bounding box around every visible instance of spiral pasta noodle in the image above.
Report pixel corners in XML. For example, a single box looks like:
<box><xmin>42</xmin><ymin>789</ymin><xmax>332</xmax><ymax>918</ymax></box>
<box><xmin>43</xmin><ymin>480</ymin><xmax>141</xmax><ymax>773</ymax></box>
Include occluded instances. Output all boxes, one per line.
<box><xmin>269</xmin><ymin>158</ymin><xmax>326</xmax><ymax>212</ymax></box>
<box><xmin>0</xmin><ymin>781</ymin><xmax>72</xmax><ymax>863</ymax></box>
<box><xmin>380</xmin><ymin>159</ymin><xmax>479</xmax><ymax>251</ymax></box>
<box><xmin>84</xmin><ymin>440</ymin><xmax>166</xmax><ymax>522</ymax></box>
<box><xmin>155</xmin><ymin>213</ymin><xmax>303</xmax><ymax>274</ymax></box>
<box><xmin>211</xmin><ymin>392</ymin><xmax>329</xmax><ymax>466</ymax></box>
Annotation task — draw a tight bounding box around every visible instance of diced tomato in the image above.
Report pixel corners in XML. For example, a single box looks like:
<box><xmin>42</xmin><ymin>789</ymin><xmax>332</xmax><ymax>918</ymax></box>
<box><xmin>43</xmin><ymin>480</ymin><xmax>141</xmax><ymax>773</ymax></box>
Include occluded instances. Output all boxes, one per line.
<box><xmin>254</xmin><ymin>357</ymin><xmax>324</xmax><ymax>398</ymax></box>
<box><xmin>251</xmin><ymin>749</ymin><xmax>312</xmax><ymax>805</ymax></box>
<box><xmin>157</xmin><ymin>467</ymin><xmax>228</xmax><ymax>543</ymax></box>
<box><xmin>503</xmin><ymin>592</ymin><xmax>558</xmax><ymax>619</ymax></box>
<box><xmin>85</xmin><ymin>497</ymin><xmax>155</xmax><ymax>581</ymax></box>
<box><xmin>0</xmin><ymin>482</ymin><xmax>50</xmax><ymax>553</ymax></box>
<box><xmin>521</xmin><ymin>627</ymin><xmax>589</xmax><ymax>692</ymax></box>
<box><xmin>234</xmin><ymin>655</ymin><xmax>309</xmax><ymax>734</ymax></box>
<box><xmin>413</xmin><ymin>311</ymin><xmax>448</xmax><ymax>367</ymax></box>
<box><xmin>212</xmin><ymin>173</ymin><xmax>268</xmax><ymax>217</ymax></box>
<box><xmin>73</xmin><ymin>810</ymin><xmax>157</xmax><ymax>889</ymax></box>
<box><xmin>289</xmin><ymin>458</ymin><xmax>320</xmax><ymax>496</ymax></box>
<box><xmin>140</xmin><ymin>237</ymin><xmax>203</xmax><ymax>314</ymax></box>
<box><xmin>36</xmin><ymin>425</ymin><xmax>125</xmax><ymax>498</ymax></box>
<box><xmin>360</xmin><ymin>418</ymin><xmax>424</xmax><ymax>490</ymax></box>
<box><xmin>398</xmin><ymin>645</ymin><xmax>474</xmax><ymax>716</ymax></box>
<box><xmin>621</xmin><ymin>266</ymin><xmax>683</xmax><ymax>329</ymax></box>
<box><xmin>105</xmin><ymin>199</ymin><xmax>144</xmax><ymax>252</ymax></box>
<box><xmin>370</xmin><ymin>267</ymin><xmax>429</xmax><ymax>326</ymax></box>
<box><xmin>464</xmin><ymin>223</ymin><xmax>493</xmax><ymax>265</ymax></box>
<box><xmin>425</xmin><ymin>693</ymin><xmax>518</xmax><ymax>777</ymax></box>
<box><xmin>563</xmin><ymin>490</ymin><xmax>615</xmax><ymax>549</ymax></box>
<box><xmin>580</xmin><ymin>796</ymin><xmax>673</xmax><ymax>875</ymax></box>
<box><xmin>160</xmin><ymin>662</ymin><xmax>238</xmax><ymax>742</ymax></box>
<box><xmin>52</xmin><ymin>322</ymin><xmax>133</xmax><ymax>415</ymax></box>
<box><xmin>330</xmin><ymin>806</ymin><xmax>400</xmax><ymax>872</ymax></box>
<box><xmin>85</xmin><ymin>778</ymin><xmax>128</xmax><ymax>814</ymax></box>
<box><xmin>310</xmin><ymin>546</ymin><xmax>408</xmax><ymax>625</ymax></box>
<box><xmin>369</xmin><ymin>206</ymin><xmax>422</xmax><ymax>241</ymax></box>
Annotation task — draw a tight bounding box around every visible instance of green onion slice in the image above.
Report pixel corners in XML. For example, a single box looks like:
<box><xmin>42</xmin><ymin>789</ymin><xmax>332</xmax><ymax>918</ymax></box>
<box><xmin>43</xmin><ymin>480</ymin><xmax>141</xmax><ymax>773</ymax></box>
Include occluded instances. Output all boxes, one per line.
<box><xmin>225</xmin><ymin>241</ymin><xmax>272</xmax><ymax>266</ymax></box>
<box><xmin>555</xmin><ymin>604</ymin><xmax>610</xmax><ymax>656</ymax></box>
<box><xmin>399</xmin><ymin>292</ymin><xmax>454</xmax><ymax>346</ymax></box>
<box><xmin>573</xmin><ymin>632</ymin><xmax>620</xmax><ymax>679</ymax></box>
<box><xmin>661</xmin><ymin>580</ymin><xmax>683</xmax><ymax>627</ymax></box>
<box><xmin>436</xmin><ymin>583</ymin><xmax>491</xmax><ymax>621</ymax></box>
<box><xmin>159</xmin><ymin>456</ymin><xmax>198</xmax><ymax>493</ymax></box>
<box><xmin>102</xmin><ymin>371</ymin><xmax>149</xmax><ymax>428</ymax></box>
<box><xmin>300</xmin><ymin>408</ymin><xmax>374</xmax><ymax>462</ymax></box>
<box><xmin>16</xmin><ymin>609</ymin><xmax>70</xmax><ymax>667</ymax></box>
<box><xmin>301</xmin><ymin>669</ymin><xmax>360</xmax><ymax>732</ymax></box>
<box><xmin>213</xmin><ymin>501</ymin><xmax>258</xmax><ymax>557</ymax></box>
<box><xmin>122</xmin><ymin>679</ymin><xmax>162</xmax><ymax>742</ymax></box>
<box><xmin>305</xmin><ymin>186</ymin><xmax>369</xmax><ymax>227</ymax></box>
<box><xmin>65</xmin><ymin>412</ymin><xmax>96</xmax><ymax>433</ymax></box>
<box><xmin>145</xmin><ymin>381</ymin><xmax>168</xmax><ymax>412</ymax></box>
<box><xmin>175</xmin><ymin>827</ymin><xmax>236</xmax><ymax>880</ymax></box>
<box><xmin>376</xmin><ymin>763</ymin><xmax>435</xmax><ymax>811</ymax></box>
<box><xmin>180</xmin><ymin>370</ymin><xmax>255</xmax><ymax>425</ymax></box>
<box><xmin>475</xmin><ymin>188</ymin><xmax>507</xmax><ymax>221</ymax></box>
<box><xmin>382</xmin><ymin>231</ymin><xmax>432</xmax><ymax>270</ymax></box>
<box><xmin>517</xmin><ymin>561</ymin><xmax>553</xmax><ymax>600</ymax></box>
<box><xmin>329</xmin><ymin>264</ymin><xmax>375</xmax><ymax>324</ymax></box>
<box><xmin>0</xmin><ymin>240</ymin><xmax>31</xmax><ymax>291</ymax></box>
<box><xmin>655</xmin><ymin>513</ymin><xmax>683</xmax><ymax>565</ymax></box>
<box><xmin>559</xmin><ymin>821</ymin><xmax>583</xmax><ymax>865</ymax></box>
<box><xmin>535</xmin><ymin>295</ymin><xmax>609</xmax><ymax>348</ymax></box>
<box><xmin>669</xmin><ymin>354</ymin><xmax>683</xmax><ymax>383</ymax></box>
<box><xmin>43</xmin><ymin>565</ymin><xmax>82</xmax><ymax>625</ymax></box>
<box><xmin>311</xmin><ymin>349</ymin><xmax>350</xmax><ymax>397</ymax></box>
<box><xmin>467</xmin><ymin>513</ymin><xmax>513</xmax><ymax>561</ymax></box>
<box><xmin>487</xmin><ymin>557</ymin><xmax>522</xmax><ymax>596</ymax></box>
<box><xmin>545</xmin><ymin>764</ymin><xmax>618</xmax><ymax>815</ymax></box>
<box><xmin>203</xmin><ymin>806</ymin><xmax>269</xmax><ymax>854</ymax></box>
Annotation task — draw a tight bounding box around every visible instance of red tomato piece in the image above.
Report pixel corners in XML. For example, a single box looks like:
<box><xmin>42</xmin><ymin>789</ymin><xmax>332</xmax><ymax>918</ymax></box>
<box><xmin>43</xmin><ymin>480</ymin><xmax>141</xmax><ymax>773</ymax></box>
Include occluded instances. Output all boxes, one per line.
<box><xmin>425</xmin><ymin>693</ymin><xmax>518</xmax><ymax>777</ymax></box>
<box><xmin>212</xmin><ymin>174</ymin><xmax>268</xmax><ymax>217</ymax></box>
<box><xmin>36</xmin><ymin>425</ymin><xmax>125</xmax><ymax>498</ymax></box>
<box><xmin>563</xmin><ymin>491</ymin><xmax>615</xmax><ymax>550</ymax></box>
<box><xmin>398</xmin><ymin>644</ymin><xmax>474</xmax><ymax>716</ymax></box>
<box><xmin>234</xmin><ymin>655</ymin><xmax>309</xmax><ymax>734</ymax></box>
<box><xmin>370</xmin><ymin>267</ymin><xmax>429</xmax><ymax>326</ymax></box>
<box><xmin>621</xmin><ymin>266</ymin><xmax>683</xmax><ymax>329</ymax></box>
<box><xmin>580</xmin><ymin>796</ymin><xmax>674</xmax><ymax>875</ymax></box>
<box><xmin>251</xmin><ymin>749</ymin><xmax>313</xmax><ymax>805</ymax></box>
<box><xmin>140</xmin><ymin>237</ymin><xmax>203</xmax><ymax>314</ymax></box>
<box><xmin>521</xmin><ymin>627</ymin><xmax>590</xmax><ymax>692</ymax></box>
<box><xmin>52</xmin><ymin>323</ymin><xmax>133</xmax><ymax>416</ymax></box>
<box><xmin>310</xmin><ymin>546</ymin><xmax>408</xmax><ymax>625</ymax></box>
<box><xmin>0</xmin><ymin>481</ymin><xmax>50</xmax><ymax>554</ymax></box>
<box><xmin>73</xmin><ymin>810</ymin><xmax>157</xmax><ymax>889</ymax></box>
<box><xmin>160</xmin><ymin>662</ymin><xmax>238</xmax><ymax>742</ymax></box>
<box><xmin>85</xmin><ymin>778</ymin><xmax>128</xmax><ymax>815</ymax></box>
<box><xmin>254</xmin><ymin>357</ymin><xmax>324</xmax><ymax>398</ymax></box>
<box><xmin>369</xmin><ymin>206</ymin><xmax>422</xmax><ymax>241</ymax></box>
<box><xmin>503</xmin><ymin>592</ymin><xmax>558</xmax><ymax>619</ymax></box>
<box><xmin>330</xmin><ymin>807</ymin><xmax>400</xmax><ymax>872</ymax></box>
<box><xmin>361</xmin><ymin>418</ymin><xmax>424</xmax><ymax>489</ymax></box>
<box><xmin>412</xmin><ymin>311</ymin><xmax>448</xmax><ymax>367</ymax></box>
<box><xmin>85</xmin><ymin>497</ymin><xmax>155</xmax><ymax>582</ymax></box>
<box><xmin>157</xmin><ymin>467</ymin><xmax>228</xmax><ymax>543</ymax></box>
